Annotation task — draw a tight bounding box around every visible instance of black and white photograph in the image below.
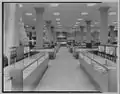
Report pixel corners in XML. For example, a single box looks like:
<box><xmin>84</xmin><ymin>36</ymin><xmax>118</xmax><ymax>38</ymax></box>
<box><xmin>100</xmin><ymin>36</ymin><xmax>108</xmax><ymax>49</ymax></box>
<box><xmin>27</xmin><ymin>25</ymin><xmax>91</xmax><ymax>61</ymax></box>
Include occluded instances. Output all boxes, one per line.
<box><xmin>1</xmin><ymin>0</ymin><xmax>119</xmax><ymax>93</ymax></box>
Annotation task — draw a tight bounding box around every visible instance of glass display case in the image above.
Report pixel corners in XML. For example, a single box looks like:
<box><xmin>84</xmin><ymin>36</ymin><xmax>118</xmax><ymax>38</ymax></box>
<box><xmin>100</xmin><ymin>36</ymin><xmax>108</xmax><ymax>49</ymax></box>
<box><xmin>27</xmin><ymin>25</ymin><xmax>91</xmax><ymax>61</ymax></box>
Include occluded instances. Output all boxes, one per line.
<box><xmin>98</xmin><ymin>46</ymin><xmax>105</xmax><ymax>52</ymax></box>
<box><xmin>98</xmin><ymin>45</ymin><xmax>117</xmax><ymax>62</ymax></box>
<box><xmin>9</xmin><ymin>47</ymin><xmax>17</xmax><ymax>64</ymax></box>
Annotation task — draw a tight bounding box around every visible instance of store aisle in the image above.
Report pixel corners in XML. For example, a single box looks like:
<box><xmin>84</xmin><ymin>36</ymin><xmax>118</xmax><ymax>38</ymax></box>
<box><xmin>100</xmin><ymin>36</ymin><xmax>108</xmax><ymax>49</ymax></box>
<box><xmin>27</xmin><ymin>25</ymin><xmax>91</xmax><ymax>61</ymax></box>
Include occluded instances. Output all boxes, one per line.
<box><xmin>36</xmin><ymin>47</ymin><xmax>96</xmax><ymax>90</ymax></box>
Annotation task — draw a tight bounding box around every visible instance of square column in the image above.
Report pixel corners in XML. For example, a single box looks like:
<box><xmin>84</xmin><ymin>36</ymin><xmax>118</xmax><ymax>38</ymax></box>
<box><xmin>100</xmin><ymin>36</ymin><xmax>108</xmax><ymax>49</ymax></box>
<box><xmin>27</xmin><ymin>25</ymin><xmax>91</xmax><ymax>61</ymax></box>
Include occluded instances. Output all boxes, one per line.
<box><xmin>80</xmin><ymin>26</ymin><xmax>85</xmax><ymax>42</ymax></box>
<box><xmin>46</xmin><ymin>20</ymin><xmax>53</xmax><ymax>42</ymax></box>
<box><xmin>4</xmin><ymin>4</ymin><xmax>24</xmax><ymax>65</ymax></box>
<box><xmin>51</xmin><ymin>26</ymin><xmax>56</xmax><ymax>43</ymax></box>
<box><xmin>35</xmin><ymin>7</ymin><xmax>44</xmax><ymax>48</ymax></box>
<box><xmin>74</xmin><ymin>28</ymin><xmax>79</xmax><ymax>41</ymax></box>
<box><xmin>99</xmin><ymin>7</ymin><xmax>109</xmax><ymax>44</ymax></box>
<box><xmin>85</xmin><ymin>20</ymin><xmax>92</xmax><ymax>43</ymax></box>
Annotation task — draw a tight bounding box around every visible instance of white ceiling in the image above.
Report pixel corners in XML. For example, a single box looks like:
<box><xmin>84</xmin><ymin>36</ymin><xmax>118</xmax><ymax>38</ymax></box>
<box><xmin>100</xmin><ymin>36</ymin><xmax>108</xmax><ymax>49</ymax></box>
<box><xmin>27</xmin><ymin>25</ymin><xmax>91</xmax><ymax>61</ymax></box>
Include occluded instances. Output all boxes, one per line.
<box><xmin>18</xmin><ymin>2</ymin><xmax>118</xmax><ymax>31</ymax></box>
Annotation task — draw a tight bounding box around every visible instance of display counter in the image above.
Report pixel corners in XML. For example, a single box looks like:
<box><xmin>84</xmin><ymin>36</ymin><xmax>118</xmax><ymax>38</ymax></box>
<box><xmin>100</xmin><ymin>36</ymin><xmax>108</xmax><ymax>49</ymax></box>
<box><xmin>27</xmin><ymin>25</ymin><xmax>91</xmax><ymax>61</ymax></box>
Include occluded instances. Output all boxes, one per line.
<box><xmin>98</xmin><ymin>44</ymin><xmax>117</xmax><ymax>55</ymax></box>
<box><xmin>98</xmin><ymin>44</ymin><xmax>117</xmax><ymax>62</ymax></box>
<box><xmin>31</xmin><ymin>48</ymin><xmax>56</xmax><ymax>59</ymax></box>
<box><xmin>79</xmin><ymin>51</ymin><xmax>117</xmax><ymax>92</ymax></box>
<box><xmin>4</xmin><ymin>52</ymin><xmax>46</xmax><ymax>91</ymax></box>
<box><xmin>73</xmin><ymin>46</ymin><xmax>97</xmax><ymax>59</ymax></box>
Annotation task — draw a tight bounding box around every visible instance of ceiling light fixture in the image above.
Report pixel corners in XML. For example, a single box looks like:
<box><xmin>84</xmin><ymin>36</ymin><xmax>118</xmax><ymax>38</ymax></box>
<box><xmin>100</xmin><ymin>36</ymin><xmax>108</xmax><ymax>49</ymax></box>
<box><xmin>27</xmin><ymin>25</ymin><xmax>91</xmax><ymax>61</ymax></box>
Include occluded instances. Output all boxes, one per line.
<box><xmin>19</xmin><ymin>4</ymin><xmax>23</xmax><ymax>7</ymax></box>
<box><xmin>74</xmin><ymin>25</ymin><xmax>78</xmax><ymax>27</ymax></box>
<box><xmin>109</xmin><ymin>12</ymin><xmax>116</xmax><ymax>15</ymax></box>
<box><xmin>81</xmin><ymin>12</ymin><xmax>88</xmax><ymax>15</ymax></box>
<box><xmin>50</xmin><ymin>3</ymin><xmax>59</xmax><ymax>7</ymax></box>
<box><xmin>58</xmin><ymin>25</ymin><xmax>62</xmax><ymax>26</ymax></box>
<box><xmin>78</xmin><ymin>18</ymin><xmax>83</xmax><ymax>21</ymax></box>
<box><xmin>53</xmin><ymin>12</ymin><xmax>60</xmax><ymax>16</ymax></box>
<box><xmin>76</xmin><ymin>22</ymin><xmax>80</xmax><ymax>24</ymax></box>
<box><xmin>56</xmin><ymin>18</ymin><xmax>60</xmax><ymax>21</ymax></box>
<box><xmin>87</xmin><ymin>3</ymin><xmax>96</xmax><ymax>6</ymax></box>
<box><xmin>33</xmin><ymin>18</ymin><xmax>36</xmax><ymax>21</ymax></box>
<box><xmin>25</xmin><ymin>25</ymin><xmax>29</xmax><ymax>27</ymax></box>
<box><xmin>25</xmin><ymin>13</ymin><xmax>32</xmax><ymax>16</ymax></box>
<box><xmin>94</xmin><ymin>22</ymin><xmax>99</xmax><ymax>24</ymax></box>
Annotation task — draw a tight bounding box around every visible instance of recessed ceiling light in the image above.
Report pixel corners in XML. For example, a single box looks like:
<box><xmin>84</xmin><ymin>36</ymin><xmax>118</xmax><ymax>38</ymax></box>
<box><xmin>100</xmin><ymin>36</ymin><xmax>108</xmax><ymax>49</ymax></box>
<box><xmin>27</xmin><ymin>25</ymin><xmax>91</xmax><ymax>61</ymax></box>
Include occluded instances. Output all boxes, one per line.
<box><xmin>109</xmin><ymin>12</ymin><xmax>116</xmax><ymax>15</ymax></box>
<box><xmin>94</xmin><ymin>22</ymin><xmax>99</xmax><ymax>24</ymax></box>
<box><xmin>81</xmin><ymin>12</ymin><xmax>88</xmax><ymax>15</ymax></box>
<box><xmin>76</xmin><ymin>22</ymin><xmax>80</xmax><ymax>24</ymax></box>
<box><xmin>19</xmin><ymin>4</ymin><xmax>23</xmax><ymax>7</ymax></box>
<box><xmin>58</xmin><ymin>25</ymin><xmax>62</xmax><ymax>26</ymax></box>
<box><xmin>53</xmin><ymin>12</ymin><xmax>60</xmax><ymax>16</ymax></box>
<box><xmin>33</xmin><ymin>18</ymin><xmax>36</xmax><ymax>21</ymax></box>
<box><xmin>74</xmin><ymin>25</ymin><xmax>78</xmax><ymax>27</ymax></box>
<box><xmin>78</xmin><ymin>18</ymin><xmax>83</xmax><ymax>21</ymax></box>
<box><xmin>56</xmin><ymin>18</ymin><xmax>60</xmax><ymax>21</ymax></box>
<box><xmin>50</xmin><ymin>3</ymin><xmax>59</xmax><ymax>7</ymax></box>
<box><xmin>25</xmin><ymin>13</ymin><xmax>32</xmax><ymax>16</ymax></box>
<box><xmin>87</xmin><ymin>3</ymin><xmax>96</xmax><ymax>6</ymax></box>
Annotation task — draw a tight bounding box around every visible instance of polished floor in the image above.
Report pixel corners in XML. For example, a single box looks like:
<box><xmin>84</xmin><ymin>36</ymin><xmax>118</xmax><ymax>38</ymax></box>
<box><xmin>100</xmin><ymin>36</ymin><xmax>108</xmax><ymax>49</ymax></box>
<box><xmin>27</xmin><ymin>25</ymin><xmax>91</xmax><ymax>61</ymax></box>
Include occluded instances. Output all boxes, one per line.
<box><xmin>36</xmin><ymin>47</ymin><xmax>96</xmax><ymax>90</ymax></box>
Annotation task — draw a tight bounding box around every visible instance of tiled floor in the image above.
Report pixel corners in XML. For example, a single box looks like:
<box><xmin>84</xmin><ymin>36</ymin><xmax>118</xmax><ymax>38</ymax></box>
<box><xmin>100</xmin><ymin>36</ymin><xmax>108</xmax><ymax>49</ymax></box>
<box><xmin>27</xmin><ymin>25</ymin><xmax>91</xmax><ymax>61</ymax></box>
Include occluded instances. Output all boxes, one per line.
<box><xmin>36</xmin><ymin>47</ymin><xmax>96</xmax><ymax>91</ymax></box>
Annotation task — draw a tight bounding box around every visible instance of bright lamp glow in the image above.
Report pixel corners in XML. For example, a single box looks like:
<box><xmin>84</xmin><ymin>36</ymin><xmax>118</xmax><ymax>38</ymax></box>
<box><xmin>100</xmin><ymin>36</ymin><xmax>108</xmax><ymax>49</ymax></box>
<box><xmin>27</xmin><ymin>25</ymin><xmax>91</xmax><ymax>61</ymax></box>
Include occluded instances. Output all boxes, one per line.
<box><xmin>56</xmin><ymin>18</ymin><xmax>60</xmax><ymax>21</ymax></box>
<box><xmin>58</xmin><ymin>25</ymin><xmax>62</xmax><ymax>26</ymax></box>
<box><xmin>94</xmin><ymin>22</ymin><xmax>99</xmax><ymax>24</ymax></box>
<box><xmin>76</xmin><ymin>22</ymin><xmax>80</xmax><ymax>24</ymax></box>
<box><xmin>81</xmin><ymin>12</ymin><xmax>88</xmax><ymax>15</ymax></box>
<box><xmin>50</xmin><ymin>3</ymin><xmax>59</xmax><ymax>7</ymax></box>
<box><xmin>53</xmin><ymin>12</ymin><xmax>60</xmax><ymax>16</ymax></box>
<box><xmin>78</xmin><ymin>18</ymin><xmax>83</xmax><ymax>21</ymax></box>
<box><xmin>33</xmin><ymin>18</ymin><xmax>36</xmax><ymax>21</ymax></box>
<box><xmin>25</xmin><ymin>13</ymin><xmax>32</xmax><ymax>16</ymax></box>
<box><xmin>19</xmin><ymin>4</ymin><xmax>23</xmax><ymax>7</ymax></box>
<box><xmin>26</xmin><ymin>25</ymin><xmax>29</xmax><ymax>27</ymax></box>
<box><xmin>74</xmin><ymin>25</ymin><xmax>78</xmax><ymax>27</ymax></box>
<box><xmin>87</xmin><ymin>3</ymin><xmax>96</xmax><ymax>6</ymax></box>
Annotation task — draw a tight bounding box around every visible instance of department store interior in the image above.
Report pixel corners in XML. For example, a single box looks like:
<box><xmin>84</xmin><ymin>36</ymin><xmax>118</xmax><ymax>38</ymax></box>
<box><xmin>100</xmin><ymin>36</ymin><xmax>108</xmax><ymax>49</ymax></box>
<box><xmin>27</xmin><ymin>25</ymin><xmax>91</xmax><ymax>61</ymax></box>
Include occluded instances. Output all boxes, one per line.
<box><xmin>3</xmin><ymin>2</ymin><xmax>118</xmax><ymax>92</ymax></box>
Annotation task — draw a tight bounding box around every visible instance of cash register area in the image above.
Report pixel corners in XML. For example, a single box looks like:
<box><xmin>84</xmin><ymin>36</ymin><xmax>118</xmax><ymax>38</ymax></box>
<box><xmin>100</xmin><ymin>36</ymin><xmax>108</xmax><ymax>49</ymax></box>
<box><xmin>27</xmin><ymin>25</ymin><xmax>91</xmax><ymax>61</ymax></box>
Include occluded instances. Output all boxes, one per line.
<box><xmin>3</xmin><ymin>2</ymin><xmax>118</xmax><ymax>93</ymax></box>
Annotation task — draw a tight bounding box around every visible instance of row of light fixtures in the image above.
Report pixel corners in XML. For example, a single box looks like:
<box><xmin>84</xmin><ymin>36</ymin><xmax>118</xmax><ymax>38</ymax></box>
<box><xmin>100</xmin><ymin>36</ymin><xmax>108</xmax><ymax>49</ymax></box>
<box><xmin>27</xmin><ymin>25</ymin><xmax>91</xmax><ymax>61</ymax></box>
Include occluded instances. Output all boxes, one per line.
<box><xmin>19</xmin><ymin>3</ymin><xmax>117</xmax><ymax>29</ymax></box>
<box><xmin>53</xmin><ymin>12</ymin><xmax>62</xmax><ymax>27</ymax></box>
